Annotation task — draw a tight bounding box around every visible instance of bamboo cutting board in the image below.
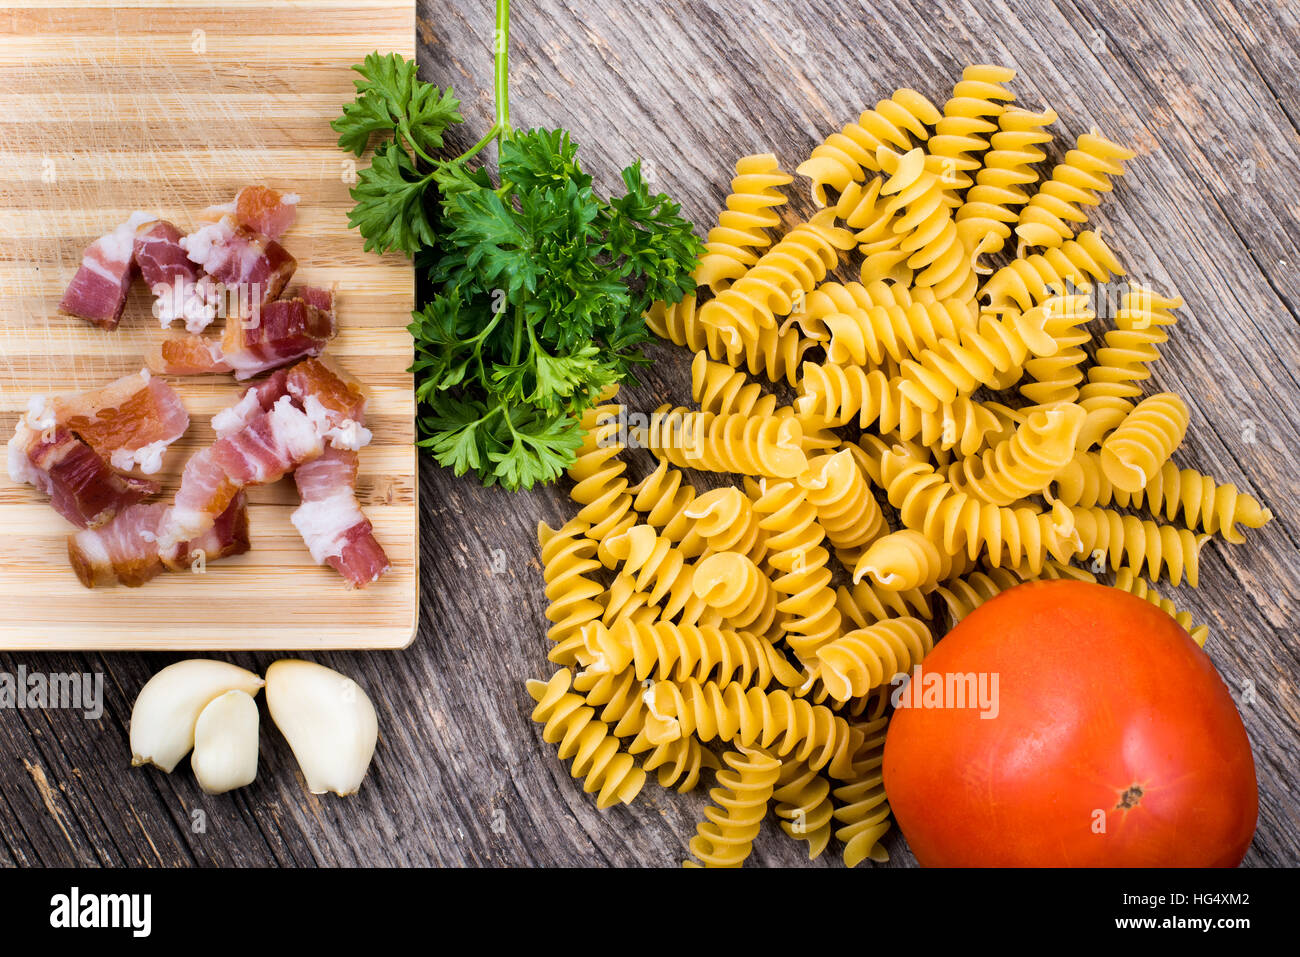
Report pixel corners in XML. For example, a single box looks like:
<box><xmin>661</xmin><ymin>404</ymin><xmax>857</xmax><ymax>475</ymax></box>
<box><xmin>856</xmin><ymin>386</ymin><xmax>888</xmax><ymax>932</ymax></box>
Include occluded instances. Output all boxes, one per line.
<box><xmin>0</xmin><ymin>0</ymin><xmax>419</xmax><ymax>649</ymax></box>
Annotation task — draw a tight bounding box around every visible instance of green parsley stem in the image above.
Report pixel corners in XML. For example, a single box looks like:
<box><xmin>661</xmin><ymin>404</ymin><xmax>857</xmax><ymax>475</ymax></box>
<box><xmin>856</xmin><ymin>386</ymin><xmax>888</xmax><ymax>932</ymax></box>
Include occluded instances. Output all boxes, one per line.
<box><xmin>450</xmin><ymin>0</ymin><xmax>512</xmax><ymax>165</ymax></box>
<box><xmin>494</xmin><ymin>0</ymin><xmax>512</xmax><ymax>136</ymax></box>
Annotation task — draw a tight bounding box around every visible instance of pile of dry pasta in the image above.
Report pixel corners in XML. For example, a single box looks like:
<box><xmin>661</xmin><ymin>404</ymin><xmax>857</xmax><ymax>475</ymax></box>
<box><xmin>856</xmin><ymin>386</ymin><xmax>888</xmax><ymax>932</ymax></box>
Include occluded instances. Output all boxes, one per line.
<box><xmin>525</xmin><ymin>64</ymin><xmax>1274</xmax><ymax>867</ymax></box>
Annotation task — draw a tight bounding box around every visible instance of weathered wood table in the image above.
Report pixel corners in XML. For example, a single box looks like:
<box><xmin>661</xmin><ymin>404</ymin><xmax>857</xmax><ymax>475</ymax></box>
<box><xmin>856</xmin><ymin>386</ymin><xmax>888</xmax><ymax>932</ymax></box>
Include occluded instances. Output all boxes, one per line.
<box><xmin>1</xmin><ymin>0</ymin><xmax>1296</xmax><ymax>867</ymax></box>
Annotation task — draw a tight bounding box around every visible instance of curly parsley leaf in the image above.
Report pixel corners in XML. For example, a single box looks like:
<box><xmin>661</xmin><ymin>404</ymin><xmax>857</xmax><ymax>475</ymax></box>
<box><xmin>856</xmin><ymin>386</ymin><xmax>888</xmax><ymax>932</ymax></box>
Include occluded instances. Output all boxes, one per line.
<box><xmin>346</xmin><ymin>143</ymin><xmax>438</xmax><ymax>257</ymax></box>
<box><xmin>488</xmin><ymin>405</ymin><xmax>585</xmax><ymax>490</ymax></box>
<box><xmin>333</xmin><ymin>52</ymin><xmax>462</xmax><ymax>160</ymax></box>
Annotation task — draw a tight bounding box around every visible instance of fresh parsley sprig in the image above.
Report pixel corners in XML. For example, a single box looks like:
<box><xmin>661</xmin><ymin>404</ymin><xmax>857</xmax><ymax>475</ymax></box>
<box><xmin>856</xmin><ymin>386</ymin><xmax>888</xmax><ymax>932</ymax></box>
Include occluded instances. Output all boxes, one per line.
<box><xmin>332</xmin><ymin>0</ymin><xmax>702</xmax><ymax>490</ymax></box>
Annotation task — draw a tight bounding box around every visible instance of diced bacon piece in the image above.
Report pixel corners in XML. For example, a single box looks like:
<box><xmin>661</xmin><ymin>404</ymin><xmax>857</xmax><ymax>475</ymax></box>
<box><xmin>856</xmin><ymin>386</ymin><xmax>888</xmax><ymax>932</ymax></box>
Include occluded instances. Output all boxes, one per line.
<box><xmin>200</xmin><ymin>186</ymin><xmax>299</xmax><ymax>241</ymax></box>
<box><xmin>220</xmin><ymin>295</ymin><xmax>337</xmax><ymax>380</ymax></box>
<box><xmin>48</xmin><ymin>370</ymin><xmax>189</xmax><ymax>475</ymax></box>
<box><xmin>59</xmin><ymin>211</ymin><xmax>155</xmax><ymax>330</ymax></box>
<box><xmin>177</xmin><ymin>489</ymin><xmax>252</xmax><ymax>568</ymax></box>
<box><xmin>286</xmin><ymin>357</ymin><xmax>371</xmax><ymax>450</ymax></box>
<box><xmin>181</xmin><ymin>217</ymin><xmax>296</xmax><ymax>313</ymax></box>
<box><xmin>67</xmin><ymin>502</ymin><xmax>166</xmax><ymax>587</ymax></box>
<box><xmin>135</xmin><ymin>220</ymin><xmax>198</xmax><ymax>288</ymax></box>
<box><xmin>159</xmin><ymin>394</ymin><xmax>322</xmax><ymax>552</ymax></box>
<box><xmin>211</xmin><ymin>369</ymin><xmax>291</xmax><ymax>438</ymax></box>
<box><xmin>292</xmin><ymin>448</ymin><xmax>390</xmax><ymax>588</ymax></box>
<box><xmin>135</xmin><ymin>220</ymin><xmax>216</xmax><ymax>333</ymax></box>
<box><xmin>7</xmin><ymin>419</ymin><xmax>158</xmax><ymax>529</ymax></box>
<box><xmin>67</xmin><ymin>493</ymin><xmax>250</xmax><ymax>588</ymax></box>
<box><xmin>144</xmin><ymin>333</ymin><xmax>231</xmax><ymax>376</ymax></box>
<box><xmin>144</xmin><ymin>292</ymin><xmax>335</xmax><ymax>382</ymax></box>
<box><xmin>282</xmin><ymin>284</ymin><xmax>335</xmax><ymax>318</ymax></box>
<box><xmin>236</xmin><ymin>186</ymin><xmax>299</xmax><ymax>240</ymax></box>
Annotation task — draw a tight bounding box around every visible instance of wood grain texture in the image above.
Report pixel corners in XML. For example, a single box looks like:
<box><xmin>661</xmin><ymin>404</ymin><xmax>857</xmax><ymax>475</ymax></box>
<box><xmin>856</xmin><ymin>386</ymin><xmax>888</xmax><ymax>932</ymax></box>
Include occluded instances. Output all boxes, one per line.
<box><xmin>0</xmin><ymin>0</ymin><xmax>1296</xmax><ymax>868</ymax></box>
<box><xmin>0</xmin><ymin>0</ymin><xmax>419</xmax><ymax>648</ymax></box>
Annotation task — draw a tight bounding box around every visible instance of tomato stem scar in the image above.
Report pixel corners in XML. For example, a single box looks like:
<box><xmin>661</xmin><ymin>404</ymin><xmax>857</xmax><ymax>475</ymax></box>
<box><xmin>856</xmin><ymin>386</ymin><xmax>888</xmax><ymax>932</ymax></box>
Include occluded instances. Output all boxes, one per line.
<box><xmin>1116</xmin><ymin>785</ymin><xmax>1144</xmax><ymax>809</ymax></box>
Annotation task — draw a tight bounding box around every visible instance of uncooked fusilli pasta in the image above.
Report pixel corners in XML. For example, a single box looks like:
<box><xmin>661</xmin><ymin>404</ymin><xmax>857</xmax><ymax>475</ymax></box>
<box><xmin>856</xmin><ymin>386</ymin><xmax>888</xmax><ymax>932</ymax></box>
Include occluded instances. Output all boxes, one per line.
<box><xmin>528</xmin><ymin>62</ymin><xmax>1272</xmax><ymax>869</ymax></box>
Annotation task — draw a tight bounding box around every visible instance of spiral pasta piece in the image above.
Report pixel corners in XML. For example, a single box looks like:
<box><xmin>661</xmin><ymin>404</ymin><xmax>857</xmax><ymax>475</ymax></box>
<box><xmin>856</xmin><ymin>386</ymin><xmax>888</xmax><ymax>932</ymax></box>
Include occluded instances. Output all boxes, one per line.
<box><xmin>628</xmin><ymin>457</ymin><xmax>707</xmax><ymax>558</ymax></box>
<box><xmin>537</xmin><ymin>519</ymin><xmax>606</xmax><ymax>664</ymax></box>
<box><xmin>827</xmin><ymin>175</ymin><xmax>885</xmax><ymax>229</ymax></box>
<box><xmin>642</xmin><ymin>409</ymin><xmax>808</xmax><ymax>478</ymax></box>
<box><xmin>691</xmin><ymin>351</ymin><xmax>779</xmax><ymax>419</ymax></box>
<box><xmin>693</xmin><ymin>551</ymin><xmax>779</xmax><ymax>634</ymax></box>
<box><xmin>853</xmin><ymin>431</ymin><xmax>945</xmax><ymax>485</ymax></box>
<box><xmin>526</xmin><ymin>669</ymin><xmax>647</xmax><ymax>809</ymax></box>
<box><xmin>1053</xmin><ymin>451</ymin><xmax>1272</xmax><ymax>544</ymax></box>
<box><xmin>852</xmin><ymin>529</ymin><xmax>963</xmax><ymax>591</ymax></box>
<box><xmin>980</xmin><ymin>230</ymin><xmax>1124</xmax><ymax>311</ymax></box>
<box><xmin>1112</xmin><ymin>568</ymin><xmax>1209</xmax><ymax>646</ymax></box>
<box><xmin>796</xmin><ymin>275</ymin><xmax>925</xmax><ymax>340</ymax></box>
<box><xmin>729</xmin><ymin>321</ymin><xmax>818</xmax><ymax>387</ymax></box>
<box><xmin>581</xmin><ymin>618</ymin><xmax>801</xmax><ymax>688</ymax></box>
<box><xmin>796</xmin><ymin>363</ymin><xmax>1002</xmax><ymax>455</ymax></box>
<box><xmin>1067</xmin><ymin>505</ymin><xmax>1206</xmax><ymax>587</ymax></box>
<box><xmin>1016</xmin><ymin>129</ymin><xmax>1136</xmax><ymax>248</ymax></box>
<box><xmin>797</xmin><ymin>88</ymin><xmax>942</xmax><ymax>206</ymax></box>
<box><xmin>836</xmin><ymin>579</ymin><xmax>933</xmax><ymax>629</ymax></box>
<box><xmin>645</xmin><ymin>292</ymin><xmax>729</xmax><ymax>361</ymax></box>
<box><xmin>595</xmin><ymin>574</ymin><xmax>658</xmax><ymax>632</ymax></box>
<box><xmin>601</xmin><ymin>524</ymin><xmax>711</xmax><ymax>624</ymax></box>
<box><xmin>572</xmin><ymin>662</ymin><xmax>649</xmax><ymax>737</ymax></box>
<box><xmin>699</xmin><ymin>210</ymin><xmax>855</xmax><ymax>344</ymax></box>
<box><xmin>567</xmin><ymin>402</ymin><xmax>638</xmax><ymax>544</ymax></box>
<box><xmin>878</xmin><ymin>146</ymin><xmax>976</xmax><ymax>300</ymax></box>
<box><xmin>752</xmin><ymin>480</ymin><xmax>842</xmax><ymax>663</ymax></box>
<box><xmin>684</xmin><ymin>746</ymin><xmax>781</xmax><ymax>868</ymax></box>
<box><xmin>1018</xmin><ymin>312</ymin><xmax>1092</xmax><ymax>408</ymax></box>
<box><xmin>694</xmin><ymin>153</ymin><xmax>793</xmax><ymax>292</ymax></box>
<box><xmin>685</xmin><ymin>486</ymin><xmax>768</xmax><ymax>564</ymax></box>
<box><xmin>1077</xmin><ymin>285</ymin><xmax>1183</xmax><ymax>447</ymax></box>
<box><xmin>815</xmin><ymin>617</ymin><xmax>933</xmax><ymax>702</ymax></box>
<box><xmin>630</xmin><ymin>730</ymin><xmax>719</xmax><ymax>793</ymax></box>
<box><xmin>881</xmin><ymin>450</ymin><xmax>1075</xmax><ymax>572</ymax></box>
<box><xmin>934</xmin><ymin>565</ymin><xmax>1023</xmax><ymax>624</ymax></box>
<box><xmin>798</xmin><ymin>449</ymin><xmax>886</xmax><ymax>554</ymax></box>
<box><xmin>956</xmin><ymin>105</ymin><xmax>1057</xmax><ymax>256</ymax></box>
<box><xmin>897</xmin><ymin>296</ymin><xmax>1091</xmax><ymax>413</ymax></box>
<box><xmin>773</xmin><ymin>758</ymin><xmax>834</xmax><ymax>859</ymax></box>
<box><xmin>948</xmin><ymin>403</ymin><xmax>1087</xmax><ymax>505</ymax></box>
<box><xmin>1099</xmin><ymin>392</ymin><xmax>1190</xmax><ymax>493</ymax></box>
<box><xmin>819</xmin><ymin>296</ymin><xmax>980</xmax><ymax>368</ymax></box>
<box><xmin>833</xmin><ymin>711</ymin><xmax>893</xmax><ymax>867</ymax></box>
<box><xmin>925</xmin><ymin>64</ymin><xmax>1017</xmax><ymax>195</ymax></box>
<box><xmin>643</xmin><ymin>679</ymin><xmax>865</xmax><ymax>780</ymax></box>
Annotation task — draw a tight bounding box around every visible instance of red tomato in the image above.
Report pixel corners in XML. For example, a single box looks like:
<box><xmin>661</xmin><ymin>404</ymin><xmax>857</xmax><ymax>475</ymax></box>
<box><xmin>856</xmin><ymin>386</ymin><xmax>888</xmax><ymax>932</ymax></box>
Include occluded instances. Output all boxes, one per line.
<box><xmin>882</xmin><ymin>580</ymin><xmax>1257</xmax><ymax>867</ymax></box>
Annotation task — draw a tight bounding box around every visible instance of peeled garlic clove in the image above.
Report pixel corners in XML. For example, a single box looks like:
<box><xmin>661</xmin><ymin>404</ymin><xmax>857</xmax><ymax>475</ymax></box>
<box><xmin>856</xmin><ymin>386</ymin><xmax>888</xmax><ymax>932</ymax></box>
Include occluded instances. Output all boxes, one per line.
<box><xmin>265</xmin><ymin>659</ymin><xmax>377</xmax><ymax>796</ymax></box>
<box><xmin>192</xmin><ymin>689</ymin><xmax>260</xmax><ymax>795</ymax></box>
<box><xmin>130</xmin><ymin>659</ymin><xmax>265</xmax><ymax>772</ymax></box>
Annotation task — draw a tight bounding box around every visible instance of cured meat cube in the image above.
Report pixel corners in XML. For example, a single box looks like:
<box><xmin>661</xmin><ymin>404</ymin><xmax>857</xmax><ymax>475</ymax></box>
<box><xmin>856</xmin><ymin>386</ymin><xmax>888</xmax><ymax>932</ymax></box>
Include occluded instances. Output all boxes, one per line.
<box><xmin>181</xmin><ymin>217</ymin><xmax>296</xmax><ymax>317</ymax></box>
<box><xmin>143</xmin><ymin>292</ymin><xmax>335</xmax><ymax>381</ymax></box>
<box><xmin>201</xmin><ymin>186</ymin><xmax>299</xmax><ymax>241</ymax></box>
<box><xmin>49</xmin><ymin>370</ymin><xmax>189</xmax><ymax>474</ymax></box>
<box><xmin>292</xmin><ymin>448</ymin><xmax>390</xmax><ymax>588</ymax></box>
<box><xmin>58</xmin><ymin>211</ymin><xmax>155</xmax><ymax>330</ymax></box>
<box><xmin>67</xmin><ymin>493</ymin><xmax>250</xmax><ymax>589</ymax></box>
<box><xmin>285</xmin><ymin>357</ymin><xmax>371</xmax><ymax>450</ymax></box>
<box><xmin>210</xmin><ymin>369</ymin><xmax>291</xmax><ymax>438</ymax></box>
<box><xmin>136</xmin><ymin>220</ymin><xmax>215</xmax><ymax>333</ymax></box>
<box><xmin>143</xmin><ymin>333</ymin><xmax>231</xmax><ymax>376</ymax></box>
<box><xmin>221</xmin><ymin>294</ymin><xmax>337</xmax><ymax>379</ymax></box>
<box><xmin>7</xmin><ymin>416</ymin><xmax>158</xmax><ymax>529</ymax></box>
